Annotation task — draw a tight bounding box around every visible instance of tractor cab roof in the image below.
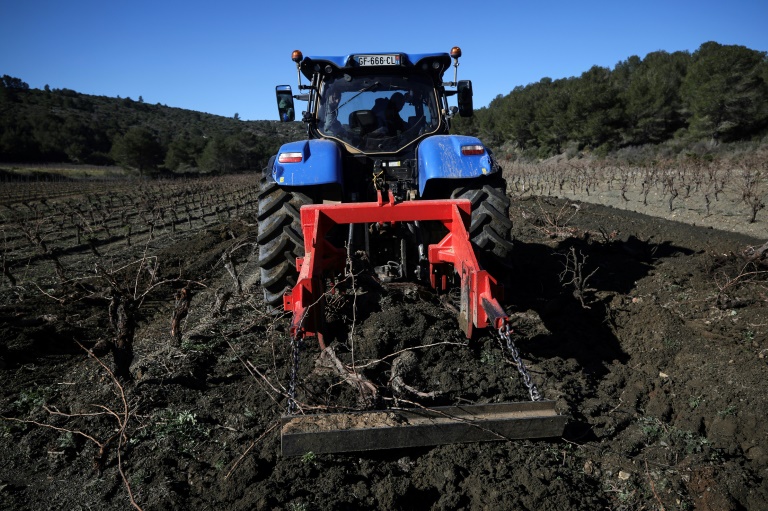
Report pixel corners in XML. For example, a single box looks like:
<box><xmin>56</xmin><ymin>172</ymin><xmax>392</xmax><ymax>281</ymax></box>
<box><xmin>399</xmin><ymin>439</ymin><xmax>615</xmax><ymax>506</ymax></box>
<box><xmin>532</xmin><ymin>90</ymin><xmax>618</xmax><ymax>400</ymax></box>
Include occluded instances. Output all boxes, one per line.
<box><xmin>299</xmin><ymin>52</ymin><xmax>452</xmax><ymax>82</ymax></box>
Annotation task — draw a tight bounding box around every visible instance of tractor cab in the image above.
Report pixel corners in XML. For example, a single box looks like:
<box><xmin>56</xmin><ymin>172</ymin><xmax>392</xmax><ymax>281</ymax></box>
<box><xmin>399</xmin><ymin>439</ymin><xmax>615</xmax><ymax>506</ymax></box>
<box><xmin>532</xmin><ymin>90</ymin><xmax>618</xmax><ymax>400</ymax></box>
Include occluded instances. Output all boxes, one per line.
<box><xmin>273</xmin><ymin>49</ymin><xmax>477</xmax><ymax>202</ymax></box>
<box><xmin>276</xmin><ymin>49</ymin><xmax>472</xmax><ymax>156</ymax></box>
<box><xmin>314</xmin><ymin>71</ymin><xmax>441</xmax><ymax>153</ymax></box>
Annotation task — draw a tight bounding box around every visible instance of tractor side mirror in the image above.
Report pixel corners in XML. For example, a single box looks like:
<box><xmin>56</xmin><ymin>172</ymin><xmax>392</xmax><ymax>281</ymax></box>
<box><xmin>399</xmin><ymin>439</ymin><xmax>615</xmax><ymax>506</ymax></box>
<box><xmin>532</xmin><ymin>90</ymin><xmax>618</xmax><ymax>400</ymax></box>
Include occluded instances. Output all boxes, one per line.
<box><xmin>276</xmin><ymin>85</ymin><xmax>295</xmax><ymax>122</ymax></box>
<box><xmin>457</xmin><ymin>80</ymin><xmax>473</xmax><ymax>118</ymax></box>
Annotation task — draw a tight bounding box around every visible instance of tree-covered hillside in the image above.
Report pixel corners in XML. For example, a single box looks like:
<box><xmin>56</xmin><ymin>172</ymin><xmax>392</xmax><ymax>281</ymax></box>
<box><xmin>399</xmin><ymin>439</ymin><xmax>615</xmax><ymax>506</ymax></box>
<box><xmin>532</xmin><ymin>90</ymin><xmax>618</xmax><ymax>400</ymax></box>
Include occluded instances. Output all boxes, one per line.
<box><xmin>452</xmin><ymin>41</ymin><xmax>768</xmax><ymax>159</ymax></box>
<box><xmin>0</xmin><ymin>76</ymin><xmax>302</xmax><ymax>174</ymax></box>
<box><xmin>3</xmin><ymin>41</ymin><xmax>767</xmax><ymax>172</ymax></box>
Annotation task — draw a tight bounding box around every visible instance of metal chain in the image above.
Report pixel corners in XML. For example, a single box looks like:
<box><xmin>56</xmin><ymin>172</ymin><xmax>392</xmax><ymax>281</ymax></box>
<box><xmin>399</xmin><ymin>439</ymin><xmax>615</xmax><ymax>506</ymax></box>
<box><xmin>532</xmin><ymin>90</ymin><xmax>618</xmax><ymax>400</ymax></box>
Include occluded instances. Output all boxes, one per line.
<box><xmin>497</xmin><ymin>323</ymin><xmax>542</xmax><ymax>402</ymax></box>
<box><xmin>287</xmin><ymin>333</ymin><xmax>303</xmax><ymax>414</ymax></box>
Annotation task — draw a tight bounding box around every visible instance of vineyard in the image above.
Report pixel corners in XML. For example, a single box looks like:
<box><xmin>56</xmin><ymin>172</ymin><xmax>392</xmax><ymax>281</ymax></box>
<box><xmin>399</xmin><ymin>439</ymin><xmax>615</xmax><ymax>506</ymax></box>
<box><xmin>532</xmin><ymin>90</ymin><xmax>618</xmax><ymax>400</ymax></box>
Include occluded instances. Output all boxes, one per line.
<box><xmin>503</xmin><ymin>151</ymin><xmax>767</xmax><ymax>237</ymax></box>
<box><xmin>1</xmin><ymin>163</ymin><xmax>767</xmax><ymax>510</ymax></box>
<box><xmin>1</xmin><ymin>174</ymin><xmax>260</xmax><ymax>289</ymax></box>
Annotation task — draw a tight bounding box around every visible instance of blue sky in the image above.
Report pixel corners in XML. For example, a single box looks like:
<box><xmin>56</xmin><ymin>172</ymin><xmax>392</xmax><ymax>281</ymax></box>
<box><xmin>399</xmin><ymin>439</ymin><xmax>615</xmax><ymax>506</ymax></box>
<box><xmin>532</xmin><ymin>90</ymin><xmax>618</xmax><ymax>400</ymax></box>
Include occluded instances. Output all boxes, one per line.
<box><xmin>1</xmin><ymin>0</ymin><xmax>767</xmax><ymax>121</ymax></box>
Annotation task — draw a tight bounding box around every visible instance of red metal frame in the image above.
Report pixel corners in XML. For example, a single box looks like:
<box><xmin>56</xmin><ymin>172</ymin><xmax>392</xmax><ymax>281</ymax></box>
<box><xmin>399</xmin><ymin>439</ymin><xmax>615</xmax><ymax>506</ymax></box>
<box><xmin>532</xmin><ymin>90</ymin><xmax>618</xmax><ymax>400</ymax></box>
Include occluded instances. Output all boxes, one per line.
<box><xmin>283</xmin><ymin>191</ymin><xmax>508</xmax><ymax>347</ymax></box>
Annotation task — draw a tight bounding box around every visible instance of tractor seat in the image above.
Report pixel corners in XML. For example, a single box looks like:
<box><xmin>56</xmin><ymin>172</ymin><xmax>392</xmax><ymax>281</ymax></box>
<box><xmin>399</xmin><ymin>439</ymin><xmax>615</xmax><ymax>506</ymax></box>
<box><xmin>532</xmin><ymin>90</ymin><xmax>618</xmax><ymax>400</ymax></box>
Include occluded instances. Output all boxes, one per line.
<box><xmin>349</xmin><ymin>110</ymin><xmax>377</xmax><ymax>134</ymax></box>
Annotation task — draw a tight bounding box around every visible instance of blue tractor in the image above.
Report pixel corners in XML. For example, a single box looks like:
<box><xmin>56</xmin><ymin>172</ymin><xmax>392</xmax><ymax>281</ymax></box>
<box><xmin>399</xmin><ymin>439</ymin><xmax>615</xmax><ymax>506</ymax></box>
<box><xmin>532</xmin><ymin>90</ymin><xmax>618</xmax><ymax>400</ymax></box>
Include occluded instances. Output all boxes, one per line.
<box><xmin>258</xmin><ymin>47</ymin><xmax>513</xmax><ymax>310</ymax></box>
<box><xmin>262</xmin><ymin>49</ymin><xmax>567</xmax><ymax>455</ymax></box>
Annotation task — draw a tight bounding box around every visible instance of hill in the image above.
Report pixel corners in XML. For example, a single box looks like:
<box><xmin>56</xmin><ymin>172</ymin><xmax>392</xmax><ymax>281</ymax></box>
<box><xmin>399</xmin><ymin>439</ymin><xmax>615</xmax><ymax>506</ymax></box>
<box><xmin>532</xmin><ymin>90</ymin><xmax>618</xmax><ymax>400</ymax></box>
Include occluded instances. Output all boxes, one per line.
<box><xmin>453</xmin><ymin>41</ymin><xmax>768</xmax><ymax>160</ymax></box>
<box><xmin>0</xmin><ymin>76</ymin><xmax>303</xmax><ymax>174</ymax></box>
<box><xmin>2</xmin><ymin>41</ymin><xmax>768</xmax><ymax>174</ymax></box>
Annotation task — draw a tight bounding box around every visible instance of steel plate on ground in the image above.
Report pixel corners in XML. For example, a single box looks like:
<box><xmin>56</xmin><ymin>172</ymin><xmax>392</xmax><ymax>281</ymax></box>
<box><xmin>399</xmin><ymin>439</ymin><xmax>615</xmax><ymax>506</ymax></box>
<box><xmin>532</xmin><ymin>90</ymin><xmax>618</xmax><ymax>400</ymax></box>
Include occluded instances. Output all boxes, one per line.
<box><xmin>281</xmin><ymin>401</ymin><xmax>566</xmax><ymax>456</ymax></box>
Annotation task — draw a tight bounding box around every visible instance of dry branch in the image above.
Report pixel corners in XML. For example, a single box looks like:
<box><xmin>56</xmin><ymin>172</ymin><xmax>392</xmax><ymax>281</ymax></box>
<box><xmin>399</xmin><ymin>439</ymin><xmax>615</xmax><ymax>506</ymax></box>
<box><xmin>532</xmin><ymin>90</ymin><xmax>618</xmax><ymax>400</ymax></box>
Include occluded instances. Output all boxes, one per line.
<box><xmin>1</xmin><ymin>343</ymin><xmax>144</xmax><ymax>510</ymax></box>
<box><xmin>171</xmin><ymin>285</ymin><xmax>192</xmax><ymax>343</ymax></box>
<box><xmin>743</xmin><ymin>241</ymin><xmax>768</xmax><ymax>262</ymax></box>
<box><xmin>317</xmin><ymin>346</ymin><xmax>378</xmax><ymax>406</ymax></box>
<box><xmin>558</xmin><ymin>246</ymin><xmax>598</xmax><ymax>308</ymax></box>
<box><xmin>389</xmin><ymin>351</ymin><xmax>439</xmax><ymax>399</ymax></box>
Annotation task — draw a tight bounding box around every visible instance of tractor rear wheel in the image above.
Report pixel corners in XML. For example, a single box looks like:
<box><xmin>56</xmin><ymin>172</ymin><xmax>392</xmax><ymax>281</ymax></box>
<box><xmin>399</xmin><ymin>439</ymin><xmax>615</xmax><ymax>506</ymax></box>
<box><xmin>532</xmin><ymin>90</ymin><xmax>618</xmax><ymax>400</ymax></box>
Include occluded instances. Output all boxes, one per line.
<box><xmin>450</xmin><ymin>177</ymin><xmax>514</xmax><ymax>278</ymax></box>
<box><xmin>257</xmin><ymin>176</ymin><xmax>311</xmax><ymax>309</ymax></box>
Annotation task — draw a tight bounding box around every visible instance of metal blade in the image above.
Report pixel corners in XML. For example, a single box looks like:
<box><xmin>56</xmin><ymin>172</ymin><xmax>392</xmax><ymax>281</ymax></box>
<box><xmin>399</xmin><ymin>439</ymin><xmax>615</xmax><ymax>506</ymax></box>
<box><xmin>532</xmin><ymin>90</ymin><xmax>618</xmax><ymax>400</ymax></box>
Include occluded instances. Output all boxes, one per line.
<box><xmin>281</xmin><ymin>401</ymin><xmax>566</xmax><ymax>456</ymax></box>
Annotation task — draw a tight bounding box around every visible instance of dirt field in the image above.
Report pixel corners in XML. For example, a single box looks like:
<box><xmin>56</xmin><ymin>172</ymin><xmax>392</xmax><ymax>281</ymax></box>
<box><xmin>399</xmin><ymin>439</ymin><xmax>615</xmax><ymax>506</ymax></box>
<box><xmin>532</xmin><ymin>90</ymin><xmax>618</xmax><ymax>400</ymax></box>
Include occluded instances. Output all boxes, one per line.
<box><xmin>1</xmin><ymin>174</ymin><xmax>766</xmax><ymax>510</ymax></box>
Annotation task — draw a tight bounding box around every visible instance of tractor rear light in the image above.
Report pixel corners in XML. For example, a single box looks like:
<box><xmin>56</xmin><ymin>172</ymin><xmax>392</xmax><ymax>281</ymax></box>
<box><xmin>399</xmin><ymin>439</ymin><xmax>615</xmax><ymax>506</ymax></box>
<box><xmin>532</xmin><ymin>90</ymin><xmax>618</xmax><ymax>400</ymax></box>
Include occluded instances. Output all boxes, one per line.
<box><xmin>279</xmin><ymin>152</ymin><xmax>303</xmax><ymax>163</ymax></box>
<box><xmin>461</xmin><ymin>145</ymin><xmax>485</xmax><ymax>156</ymax></box>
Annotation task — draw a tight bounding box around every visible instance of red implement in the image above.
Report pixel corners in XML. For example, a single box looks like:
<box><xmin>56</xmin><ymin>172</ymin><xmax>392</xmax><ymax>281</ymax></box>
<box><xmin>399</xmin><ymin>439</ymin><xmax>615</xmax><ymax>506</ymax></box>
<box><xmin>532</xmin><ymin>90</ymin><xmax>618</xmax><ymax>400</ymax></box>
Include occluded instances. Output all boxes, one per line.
<box><xmin>283</xmin><ymin>191</ymin><xmax>507</xmax><ymax>346</ymax></box>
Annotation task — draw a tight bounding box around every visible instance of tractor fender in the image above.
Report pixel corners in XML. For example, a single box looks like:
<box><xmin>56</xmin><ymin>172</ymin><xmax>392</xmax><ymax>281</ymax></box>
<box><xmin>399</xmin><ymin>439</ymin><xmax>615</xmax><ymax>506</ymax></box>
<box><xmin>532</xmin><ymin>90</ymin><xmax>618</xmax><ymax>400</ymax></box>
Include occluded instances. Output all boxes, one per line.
<box><xmin>272</xmin><ymin>139</ymin><xmax>342</xmax><ymax>187</ymax></box>
<box><xmin>417</xmin><ymin>135</ymin><xmax>496</xmax><ymax>195</ymax></box>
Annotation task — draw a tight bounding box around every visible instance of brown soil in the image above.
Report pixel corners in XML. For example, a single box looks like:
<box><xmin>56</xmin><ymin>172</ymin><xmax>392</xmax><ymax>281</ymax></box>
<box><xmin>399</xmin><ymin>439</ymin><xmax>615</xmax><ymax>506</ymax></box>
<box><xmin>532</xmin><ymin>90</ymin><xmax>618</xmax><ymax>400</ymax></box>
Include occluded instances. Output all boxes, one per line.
<box><xmin>1</xmin><ymin>179</ymin><xmax>767</xmax><ymax>510</ymax></box>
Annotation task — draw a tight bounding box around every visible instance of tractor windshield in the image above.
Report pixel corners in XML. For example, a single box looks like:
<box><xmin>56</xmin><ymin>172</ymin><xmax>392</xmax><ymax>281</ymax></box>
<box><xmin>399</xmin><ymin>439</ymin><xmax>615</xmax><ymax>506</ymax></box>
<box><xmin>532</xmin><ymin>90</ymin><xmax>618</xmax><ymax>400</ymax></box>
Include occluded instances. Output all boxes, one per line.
<box><xmin>316</xmin><ymin>73</ymin><xmax>440</xmax><ymax>153</ymax></box>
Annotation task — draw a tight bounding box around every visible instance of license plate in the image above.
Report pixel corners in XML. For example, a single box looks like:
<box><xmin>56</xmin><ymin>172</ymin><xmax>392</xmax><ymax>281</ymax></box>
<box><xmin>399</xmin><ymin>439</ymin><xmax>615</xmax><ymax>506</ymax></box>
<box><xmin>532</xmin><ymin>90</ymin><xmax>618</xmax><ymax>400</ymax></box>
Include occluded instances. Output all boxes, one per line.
<box><xmin>354</xmin><ymin>54</ymin><xmax>401</xmax><ymax>66</ymax></box>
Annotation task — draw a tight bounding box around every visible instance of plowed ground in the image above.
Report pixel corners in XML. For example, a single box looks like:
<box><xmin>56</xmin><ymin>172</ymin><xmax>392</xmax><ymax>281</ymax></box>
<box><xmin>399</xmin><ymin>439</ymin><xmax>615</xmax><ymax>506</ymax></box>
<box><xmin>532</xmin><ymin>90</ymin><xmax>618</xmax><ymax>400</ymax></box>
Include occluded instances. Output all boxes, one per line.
<box><xmin>1</xmin><ymin>182</ymin><xmax>767</xmax><ymax>510</ymax></box>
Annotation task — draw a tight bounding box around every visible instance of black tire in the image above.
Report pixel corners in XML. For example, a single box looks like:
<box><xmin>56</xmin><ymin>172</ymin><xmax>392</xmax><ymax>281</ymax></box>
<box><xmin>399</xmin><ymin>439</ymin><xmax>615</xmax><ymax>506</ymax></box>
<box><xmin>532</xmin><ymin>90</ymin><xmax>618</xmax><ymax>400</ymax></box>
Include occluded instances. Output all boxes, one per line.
<box><xmin>257</xmin><ymin>176</ymin><xmax>311</xmax><ymax>308</ymax></box>
<box><xmin>450</xmin><ymin>177</ymin><xmax>514</xmax><ymax>277</ymax></box>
